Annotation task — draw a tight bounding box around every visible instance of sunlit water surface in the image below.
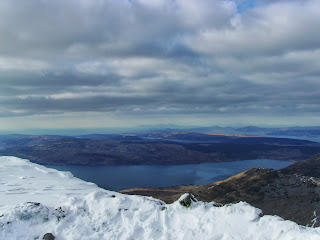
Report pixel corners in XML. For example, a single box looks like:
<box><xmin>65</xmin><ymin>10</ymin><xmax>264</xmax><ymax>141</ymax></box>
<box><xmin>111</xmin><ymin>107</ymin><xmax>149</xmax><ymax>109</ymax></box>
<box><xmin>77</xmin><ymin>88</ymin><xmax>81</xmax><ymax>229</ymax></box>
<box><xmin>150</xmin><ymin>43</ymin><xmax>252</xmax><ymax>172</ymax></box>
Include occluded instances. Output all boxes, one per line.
<box><xmin>46</xmin><ymin>159</ymin><xmax>293</xmax><ymax>191</ymax></box>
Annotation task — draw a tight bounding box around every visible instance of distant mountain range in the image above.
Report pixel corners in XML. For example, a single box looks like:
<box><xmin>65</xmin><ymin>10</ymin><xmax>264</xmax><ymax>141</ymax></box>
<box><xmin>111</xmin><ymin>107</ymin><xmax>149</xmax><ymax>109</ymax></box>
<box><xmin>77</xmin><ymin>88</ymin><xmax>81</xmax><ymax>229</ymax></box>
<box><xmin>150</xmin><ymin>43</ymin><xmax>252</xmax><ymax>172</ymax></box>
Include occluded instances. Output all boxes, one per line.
<box><xmin>2</xmin><ymin>125</ymin><xmax>320</xmax><ymax>140</ymax></box>
<box><xmin>167</xmin><ymin>126</ymin><xmax>320</xmax><ymax>141</ymax></box>
<box><xmin>135</xmin><ymin>131</ymin><xmax>317</xmax><ymax>145</ymax></box>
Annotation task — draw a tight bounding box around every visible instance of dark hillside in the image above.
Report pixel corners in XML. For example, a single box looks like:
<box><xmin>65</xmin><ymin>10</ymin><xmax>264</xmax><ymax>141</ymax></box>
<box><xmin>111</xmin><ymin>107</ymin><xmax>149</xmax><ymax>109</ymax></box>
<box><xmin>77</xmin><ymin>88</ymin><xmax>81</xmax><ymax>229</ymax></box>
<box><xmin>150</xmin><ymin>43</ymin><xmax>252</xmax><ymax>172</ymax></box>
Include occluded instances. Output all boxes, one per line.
<box><xmin>1</xmin><ymin>134</ymin><xmax>320</xmax><ymax>165</ymax></box>
<box><xmin>121</xmin><ymin>168</ymin><xmax>320</xmax><ymax>227</ymax></box>
<box><xmin>281</xmin><ymin>153</ymin><xmax>320</xmax><ymax>178</ymax></box>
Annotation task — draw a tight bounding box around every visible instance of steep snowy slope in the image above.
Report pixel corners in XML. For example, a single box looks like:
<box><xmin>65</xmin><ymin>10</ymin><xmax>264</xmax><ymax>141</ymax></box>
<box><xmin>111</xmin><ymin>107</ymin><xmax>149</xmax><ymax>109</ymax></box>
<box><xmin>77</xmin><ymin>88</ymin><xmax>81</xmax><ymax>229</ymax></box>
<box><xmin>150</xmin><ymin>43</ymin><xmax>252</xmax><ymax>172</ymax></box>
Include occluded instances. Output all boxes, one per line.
<box><xmin>0</xmin><ymin>156</ymin><xmax>320</xmax><ymax>240</ymax></box>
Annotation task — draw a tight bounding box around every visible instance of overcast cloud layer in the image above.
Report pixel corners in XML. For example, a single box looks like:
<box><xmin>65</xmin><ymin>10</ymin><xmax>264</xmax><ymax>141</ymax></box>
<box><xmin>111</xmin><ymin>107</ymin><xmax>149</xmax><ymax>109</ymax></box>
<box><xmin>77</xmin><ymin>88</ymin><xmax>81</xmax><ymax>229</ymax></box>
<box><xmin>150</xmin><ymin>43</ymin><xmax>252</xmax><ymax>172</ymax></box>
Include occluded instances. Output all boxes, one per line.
<box><xmin>0</xmin><ymin>0</ymin><xmax>320</xmax><ymax>129</ymax></box>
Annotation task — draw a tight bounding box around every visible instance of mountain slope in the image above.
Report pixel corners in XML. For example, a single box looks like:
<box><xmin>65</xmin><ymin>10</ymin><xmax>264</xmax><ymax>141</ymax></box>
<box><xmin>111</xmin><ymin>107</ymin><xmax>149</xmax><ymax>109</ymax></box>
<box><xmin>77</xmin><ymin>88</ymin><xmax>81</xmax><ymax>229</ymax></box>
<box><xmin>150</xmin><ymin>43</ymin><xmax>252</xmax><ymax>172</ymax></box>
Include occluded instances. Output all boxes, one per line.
<box><xmin>121</xmin><ymin>168</ymin><xmax>320</xmax><ymax>227</ymax></box>
<box><xmin>280</xmin><ymin>153</ymin><xmax>320</xmax><ymax>178</ymax></box>
<box><xmin>1</xmin><ymin>156</ymin><xmax>320</xmax><ymax>239</ymax></box>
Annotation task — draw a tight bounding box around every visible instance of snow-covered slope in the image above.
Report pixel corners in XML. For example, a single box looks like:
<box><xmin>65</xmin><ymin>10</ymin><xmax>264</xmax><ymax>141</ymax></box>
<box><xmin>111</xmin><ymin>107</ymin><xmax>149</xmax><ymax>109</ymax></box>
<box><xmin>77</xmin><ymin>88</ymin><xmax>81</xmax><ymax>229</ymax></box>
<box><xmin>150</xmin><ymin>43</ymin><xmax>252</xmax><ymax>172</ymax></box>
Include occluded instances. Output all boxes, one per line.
<box><xmin>1</xmin><ymin>156</ymin><xmax>320</xmax><ymax>240</ymax></box>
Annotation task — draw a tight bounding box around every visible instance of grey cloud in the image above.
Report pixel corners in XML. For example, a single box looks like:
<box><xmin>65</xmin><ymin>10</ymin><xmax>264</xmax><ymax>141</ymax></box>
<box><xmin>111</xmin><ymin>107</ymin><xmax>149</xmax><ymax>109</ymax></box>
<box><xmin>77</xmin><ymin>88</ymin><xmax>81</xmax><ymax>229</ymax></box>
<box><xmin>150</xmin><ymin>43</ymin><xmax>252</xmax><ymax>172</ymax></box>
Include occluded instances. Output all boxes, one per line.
<box><xmin>0</xmin><ymin>110</ymin><xmax>62</xmax><ymax>118</ymax></box>
<box><xmin>0</xmin><ymin>72</ymin><xmax>117</xmax><ymax>87</ymax></box>
<box><xmin>0</xmin><ymin>74</ymin><xmax>312</xmax><ymax>116</ymax></box>
<box><xmin>0</xmin><ymin>0</ymin><xmax>319</xmax><ymax>126</ymax></box>
<box><xmin>0</xmin><ymin>0</ymin><xmax>234</xmax><ymax>59</ymax></box>
<box><xmin>2</xmin><ymin>95</ymin><xmax>158</xmax><ymax>113</ymax></box>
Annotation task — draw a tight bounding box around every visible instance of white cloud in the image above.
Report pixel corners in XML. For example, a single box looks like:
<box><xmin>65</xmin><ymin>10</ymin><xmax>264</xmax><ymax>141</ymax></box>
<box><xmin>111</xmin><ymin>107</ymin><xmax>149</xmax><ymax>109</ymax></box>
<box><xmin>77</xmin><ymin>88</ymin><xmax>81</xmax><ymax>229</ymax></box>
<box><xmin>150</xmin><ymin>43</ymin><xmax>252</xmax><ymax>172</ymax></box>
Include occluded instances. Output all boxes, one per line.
<box><xmin>186</xmin><ymin>0</ymin><xmax>320</xmax><ymax>57</ymax></box>
<box><xmin>0</xmin><ymin>0</ymin><xmax>319</xmax><ymax>127</ymax></box>
<box><xmin>0</xmin><ymin>57</ymin><xmax>49</xmax><ymax>71</ymax></box>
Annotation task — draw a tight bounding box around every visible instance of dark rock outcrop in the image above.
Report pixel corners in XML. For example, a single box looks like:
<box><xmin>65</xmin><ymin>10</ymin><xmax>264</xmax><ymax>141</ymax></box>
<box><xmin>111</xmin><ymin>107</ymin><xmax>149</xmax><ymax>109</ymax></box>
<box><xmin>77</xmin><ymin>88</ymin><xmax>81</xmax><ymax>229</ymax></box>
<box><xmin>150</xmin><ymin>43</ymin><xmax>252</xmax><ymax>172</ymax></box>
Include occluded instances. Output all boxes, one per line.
<box><xmin>179</xmin><ymin>193</ymin><xmax>197</xmax><ymax>208</ymax></box>
<box><xmin>42</xmin><ymin>233</ymin><xmax>55</xmax><ymax>240</ymax></box>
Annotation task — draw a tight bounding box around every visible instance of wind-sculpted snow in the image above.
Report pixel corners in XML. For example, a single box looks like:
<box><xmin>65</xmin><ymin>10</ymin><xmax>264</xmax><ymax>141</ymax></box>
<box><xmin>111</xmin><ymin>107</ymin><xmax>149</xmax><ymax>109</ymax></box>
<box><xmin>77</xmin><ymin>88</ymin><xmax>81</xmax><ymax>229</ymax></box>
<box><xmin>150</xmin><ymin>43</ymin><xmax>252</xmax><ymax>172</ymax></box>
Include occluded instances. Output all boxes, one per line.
<box><xmin>0</xmin><ymin>156</ymin><xmax>98</xmax><ymax>207</ymax></box>
<box><xmin>0</xmin><ymin>157</ymin><xmax>320</xmax><ymax>240</ymax></box>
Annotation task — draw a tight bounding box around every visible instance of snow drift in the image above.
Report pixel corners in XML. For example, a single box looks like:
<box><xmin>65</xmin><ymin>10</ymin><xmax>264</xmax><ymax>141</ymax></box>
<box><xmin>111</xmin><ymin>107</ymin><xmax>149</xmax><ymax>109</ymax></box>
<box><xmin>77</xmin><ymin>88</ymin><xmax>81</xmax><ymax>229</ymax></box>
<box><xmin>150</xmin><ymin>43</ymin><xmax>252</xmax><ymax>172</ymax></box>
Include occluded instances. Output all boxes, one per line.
<box><xmin>0</xmin><ymin>156</ymin><xmax>320</xmax><ymax>240</ymax></box>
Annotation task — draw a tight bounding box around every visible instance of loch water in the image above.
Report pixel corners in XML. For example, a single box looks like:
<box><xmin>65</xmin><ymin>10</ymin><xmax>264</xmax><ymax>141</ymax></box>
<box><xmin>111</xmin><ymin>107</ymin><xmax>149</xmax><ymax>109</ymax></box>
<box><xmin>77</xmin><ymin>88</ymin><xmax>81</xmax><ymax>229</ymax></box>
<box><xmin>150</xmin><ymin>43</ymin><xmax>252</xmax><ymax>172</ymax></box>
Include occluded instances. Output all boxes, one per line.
<box><xmin>45</xmin><ymin>159</ymin><xmax>293</xmax><ymax>191</ymax></box>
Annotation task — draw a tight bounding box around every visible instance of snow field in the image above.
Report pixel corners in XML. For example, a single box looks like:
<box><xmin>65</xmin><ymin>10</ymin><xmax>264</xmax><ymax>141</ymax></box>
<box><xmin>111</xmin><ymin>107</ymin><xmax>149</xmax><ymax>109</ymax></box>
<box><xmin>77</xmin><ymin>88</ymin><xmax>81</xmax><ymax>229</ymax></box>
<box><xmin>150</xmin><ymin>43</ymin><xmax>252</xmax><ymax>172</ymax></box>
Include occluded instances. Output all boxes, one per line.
<box><xmin>1</xmin><ymin>156</ymin><xmax>320</xmax><ymax>240</ymax></box>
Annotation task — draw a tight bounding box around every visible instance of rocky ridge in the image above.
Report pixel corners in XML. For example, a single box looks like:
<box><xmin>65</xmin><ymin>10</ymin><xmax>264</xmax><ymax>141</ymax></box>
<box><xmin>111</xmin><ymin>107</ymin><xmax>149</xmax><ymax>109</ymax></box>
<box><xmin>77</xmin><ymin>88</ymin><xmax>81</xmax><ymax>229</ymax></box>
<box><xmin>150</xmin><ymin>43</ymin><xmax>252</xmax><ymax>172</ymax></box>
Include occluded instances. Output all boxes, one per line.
<box><xmin>121</xmin><ymin>167</ymin><xmax>320</xmax><ymax>227</ymax></box>
<box><xmin>280</xmin><ymin>153</ymin><xmax>320</xmax><ymax>178</ymax></box>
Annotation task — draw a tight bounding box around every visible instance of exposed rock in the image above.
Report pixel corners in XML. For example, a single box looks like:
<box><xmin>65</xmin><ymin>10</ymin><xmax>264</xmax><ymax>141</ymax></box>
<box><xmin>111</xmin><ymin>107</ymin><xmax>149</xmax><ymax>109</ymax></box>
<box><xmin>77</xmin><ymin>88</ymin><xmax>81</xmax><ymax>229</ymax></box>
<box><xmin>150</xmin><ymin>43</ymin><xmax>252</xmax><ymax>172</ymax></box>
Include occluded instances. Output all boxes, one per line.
<box><xmin>42</xmin><ymin>233</ymin><xmax>55</xmax><ymax>240</ymax></box>
<box><xmin>178</xmin><ymin>193</ymin><xmax>197</xmax><ymax>208</ymax></box>
<box><xmin>256</xmin><ymin>172</ymin><xmax>320</xmax><ymax>227</ymax></box>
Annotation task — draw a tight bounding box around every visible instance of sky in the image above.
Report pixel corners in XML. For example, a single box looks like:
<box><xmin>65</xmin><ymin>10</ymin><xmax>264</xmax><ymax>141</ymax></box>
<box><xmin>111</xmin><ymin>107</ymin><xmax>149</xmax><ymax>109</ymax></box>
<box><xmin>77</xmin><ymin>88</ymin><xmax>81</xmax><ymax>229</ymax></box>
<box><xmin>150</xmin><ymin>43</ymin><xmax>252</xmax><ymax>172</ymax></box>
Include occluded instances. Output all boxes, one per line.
<box><xmin>0</xmin><ymin>0</ymin><xmax>320</xmax><ymax>130</ymax></box>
